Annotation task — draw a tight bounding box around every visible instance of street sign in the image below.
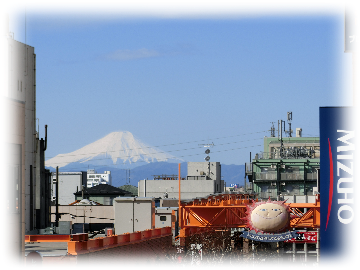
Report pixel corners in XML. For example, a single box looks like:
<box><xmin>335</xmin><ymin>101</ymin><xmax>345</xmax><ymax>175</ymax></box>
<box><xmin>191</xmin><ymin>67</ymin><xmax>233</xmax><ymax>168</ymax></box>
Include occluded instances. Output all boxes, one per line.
<box><xmin>320</xmin><ymin>107</ymin><xmax>358</xmax><ymax>267</ymax></box>
<box><xmin>285</xmin><ymin>231</ymin><xmax>317</xmax><ymax>243</ymax></box>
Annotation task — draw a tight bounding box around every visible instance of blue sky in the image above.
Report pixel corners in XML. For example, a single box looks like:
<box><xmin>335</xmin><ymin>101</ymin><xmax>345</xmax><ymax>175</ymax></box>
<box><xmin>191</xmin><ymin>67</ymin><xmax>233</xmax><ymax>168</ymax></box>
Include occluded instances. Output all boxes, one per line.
<box><xmin>8</xmin><ymin>5</ymin><xmax>354</xmax><ymax>166</ymax></box>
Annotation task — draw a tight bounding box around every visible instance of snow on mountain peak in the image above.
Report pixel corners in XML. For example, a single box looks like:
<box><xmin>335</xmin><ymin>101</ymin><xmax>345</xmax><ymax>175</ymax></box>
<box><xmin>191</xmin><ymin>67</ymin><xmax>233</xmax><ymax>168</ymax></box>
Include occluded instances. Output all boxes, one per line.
<box><xmin>45</xmin><ymin>131</ymin><xmax>179</xmax><ymax>168</ymax></box>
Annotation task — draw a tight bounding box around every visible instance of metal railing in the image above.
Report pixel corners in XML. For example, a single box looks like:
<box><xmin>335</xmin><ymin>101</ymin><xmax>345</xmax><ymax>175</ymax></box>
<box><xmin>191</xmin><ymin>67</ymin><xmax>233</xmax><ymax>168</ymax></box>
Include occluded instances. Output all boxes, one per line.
<box><xmin>255</xmin><ymin>172</ymin><xmax>277</xmax><ymax>180</ymax></box>
<box><xmin>280</xmin><ymin>172</ymin><xmax>304</xmax><ymax>180</ymax></box>
<box><xmin>256</xmin><ymin>150</ymin><xmax>319</xmax><ymax>160</ymax></box>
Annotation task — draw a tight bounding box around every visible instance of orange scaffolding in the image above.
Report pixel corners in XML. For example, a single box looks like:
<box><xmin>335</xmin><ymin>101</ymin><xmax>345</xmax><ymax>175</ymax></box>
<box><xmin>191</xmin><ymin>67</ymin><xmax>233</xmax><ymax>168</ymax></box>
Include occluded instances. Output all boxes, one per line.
<box><xmin>176</xmin><ymin>194</ymin><xmax>320</xmax><ymax>246</ymax></box>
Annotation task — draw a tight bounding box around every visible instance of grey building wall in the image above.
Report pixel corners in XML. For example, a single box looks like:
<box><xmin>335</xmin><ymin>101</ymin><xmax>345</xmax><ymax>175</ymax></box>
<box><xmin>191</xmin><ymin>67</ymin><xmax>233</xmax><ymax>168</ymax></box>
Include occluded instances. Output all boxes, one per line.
<box><xmin>50</xmin><ymin>205</ymin><xmax>114</xmax><ymax>224</ymax></box>
<box><xmin>138</xmin><ymin>179</ymin><xmax>224</xmax><ymax>200</ymax></box>
<box><xmin>187</xmin><ymin>162</ymin><xmax>221</xmax><ymax>180</ymax></box>
<box><xmin>155</xmin><ymin>207</ymin><xmax>177</xmax><ymax>228</ymax></box>
<box><xmin>138</xmin><ymin>162</ymin><xmax>224</xmax><ymax>200</ymax></box>
<box><xmin>52</xmin><ymin>172</ymin><xmax>87</xmax><ymax>205</ymax></box>
<box><xmin>2</xmin><ymin>38</ymin><xmax>37</xmax><ymax>231</ymax></box>
<box><xmin>113</xmin><ymin>197</ymin><xmax>154</xmax><ymax>235</ymax></box>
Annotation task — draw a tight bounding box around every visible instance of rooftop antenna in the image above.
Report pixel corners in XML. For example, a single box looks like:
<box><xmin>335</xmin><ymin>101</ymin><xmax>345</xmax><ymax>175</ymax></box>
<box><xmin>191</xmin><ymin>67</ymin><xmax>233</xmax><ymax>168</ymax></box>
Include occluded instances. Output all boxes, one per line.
<box><xmin>270</xmin><ymin>122</ymin><xmax>275</xmax><ymax>137</ymax></box>
<box><xmin>198</xmin><ymin>142</ymin><xmax>214</xmax><ymax>162</ymax></box>
<box><xmin>122</xmin><ymin>168</ymin><xmax>130</xmax><ymax>185</ymax></box>
<box><xmin>286</xmin><ymin>111</ymin><xmax>293</xmax><ymax>137</ymax></box>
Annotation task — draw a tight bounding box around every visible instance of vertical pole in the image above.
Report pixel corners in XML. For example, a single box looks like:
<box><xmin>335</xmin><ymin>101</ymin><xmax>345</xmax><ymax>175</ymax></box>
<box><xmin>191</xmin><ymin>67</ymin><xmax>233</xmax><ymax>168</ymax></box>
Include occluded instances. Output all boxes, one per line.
<box><xmin>289</xmin><ymin>122</ymin><xmax>292</xmax><ymax>137</ymax></box>
<box><xmin>30</xmin><ymin>165</ymin><xmax>33</xmax><ymax>231</ymax></box>
<box><xmin>280</xmin><ymin>120</ymin><xmax>284</xmax><ymax>158</ymax></box>
<box><xmin>317</xmin><ymin>228</ymin><xmax>320</xmax><ymax>263</ymax></box>
<box><xmin>178</xmin><ymin>163</ymin><xmax>181</xmax><ymax>230</ymax></box>
<box><xmin>56</xmin><ymin>166</ymin><xmax>59</xmax><ymax>228</ymax></box>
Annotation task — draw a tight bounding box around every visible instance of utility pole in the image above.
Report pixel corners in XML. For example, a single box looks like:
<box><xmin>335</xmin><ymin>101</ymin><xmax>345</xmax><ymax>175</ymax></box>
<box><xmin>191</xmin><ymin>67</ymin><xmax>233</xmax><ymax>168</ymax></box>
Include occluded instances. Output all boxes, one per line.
<box><xmin>280</xmin><ymin>120</ymin><xmax>285</xmax><ymax>158</ymax></box>
<box><xmin>56</xmin><ymin>166</ymin><xmax>59</xmax><ymax>228</ymax></box>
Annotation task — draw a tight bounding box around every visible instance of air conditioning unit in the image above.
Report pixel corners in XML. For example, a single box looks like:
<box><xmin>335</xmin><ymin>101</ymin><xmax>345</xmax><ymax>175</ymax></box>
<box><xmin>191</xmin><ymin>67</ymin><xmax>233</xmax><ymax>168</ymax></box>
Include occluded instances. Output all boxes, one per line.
<box><xmin>271</xmin><ymin>164</ymin><xmax>276</xmax><ymax>169</ymax></box>
<box><xmin>281</xmin><ymin>164</ymin><xmax>286</xmax><ymax>169</ymax></box>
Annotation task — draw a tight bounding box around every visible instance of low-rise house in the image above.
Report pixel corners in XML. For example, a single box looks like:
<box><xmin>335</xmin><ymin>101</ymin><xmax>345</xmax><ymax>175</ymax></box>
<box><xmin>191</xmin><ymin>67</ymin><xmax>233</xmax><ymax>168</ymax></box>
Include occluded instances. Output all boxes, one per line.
<box><xmin>74</xmin><ymin>184</ymin><xmax>131</xmax><ymax>205</ymax></box>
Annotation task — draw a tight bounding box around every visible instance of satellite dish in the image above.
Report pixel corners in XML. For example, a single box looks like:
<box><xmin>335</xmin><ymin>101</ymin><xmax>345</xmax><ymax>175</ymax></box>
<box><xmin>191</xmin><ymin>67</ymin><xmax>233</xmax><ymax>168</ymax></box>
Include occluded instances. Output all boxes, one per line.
<box><xmin>205</xmin><ymin>149</ymin><xmax>210</xmax><ymax>154</ymax></box>
<box><xmin>205</xmin><ymin>156</ymin><xmax>210</xmax><ymax>161</ymax></box>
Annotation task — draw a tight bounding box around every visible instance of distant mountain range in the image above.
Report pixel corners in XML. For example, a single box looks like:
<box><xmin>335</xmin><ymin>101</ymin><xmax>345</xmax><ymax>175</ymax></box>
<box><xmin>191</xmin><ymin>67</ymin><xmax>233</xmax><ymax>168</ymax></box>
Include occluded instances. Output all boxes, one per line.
<box><xmin>45</xmin><ymin>131</ymin><xmax>247</xmax><ymax>187</ymax></box>
<box><xmin>45</xmin><ymin>131</ymin><xmax>182</xmax><ymax>169</ymax></box>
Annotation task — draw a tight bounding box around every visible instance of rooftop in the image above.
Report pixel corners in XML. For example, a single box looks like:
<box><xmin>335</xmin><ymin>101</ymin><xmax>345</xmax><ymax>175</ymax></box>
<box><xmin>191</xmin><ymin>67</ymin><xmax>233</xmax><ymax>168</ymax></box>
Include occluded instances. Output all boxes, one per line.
<box><xmin>74</xmin><ymin>184</ymin><xmax>131</xmax><ymax>196</ymax></box>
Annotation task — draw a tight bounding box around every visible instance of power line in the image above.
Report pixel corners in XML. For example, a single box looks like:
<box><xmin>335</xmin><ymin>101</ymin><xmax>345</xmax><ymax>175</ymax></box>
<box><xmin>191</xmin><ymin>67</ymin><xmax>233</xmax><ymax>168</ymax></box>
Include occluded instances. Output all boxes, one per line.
<box><xmin>46</xmin><ymin>141</ymin><xmax>264</xmax><ymax>170</ymax></box>
<box><xmin>46</xmin><ymin>130</ymin><xmax>268</xmax><ymax>160</ymax></box>
<box><xmin>46</xmin><ymin>137</ymin><xmax>265</xmax><ymax>166</ymax></box>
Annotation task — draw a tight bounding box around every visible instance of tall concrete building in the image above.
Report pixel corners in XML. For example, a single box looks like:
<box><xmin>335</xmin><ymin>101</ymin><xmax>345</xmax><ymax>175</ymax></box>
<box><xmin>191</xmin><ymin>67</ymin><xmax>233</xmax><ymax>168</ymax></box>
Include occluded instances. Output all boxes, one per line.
<box><xmin>4</xmin><ymin>20</ymin><xmax>51</xmax><ymax>259</ymax></box>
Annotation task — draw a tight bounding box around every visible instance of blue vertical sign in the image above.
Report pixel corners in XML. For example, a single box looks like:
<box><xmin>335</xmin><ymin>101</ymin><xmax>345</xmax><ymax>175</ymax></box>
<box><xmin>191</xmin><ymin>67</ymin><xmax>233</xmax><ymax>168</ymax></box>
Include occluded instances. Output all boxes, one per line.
<box><xmin>320</xmin><ymin>107</ymin><xmax>355</xmax><ymax>259</ymax></box>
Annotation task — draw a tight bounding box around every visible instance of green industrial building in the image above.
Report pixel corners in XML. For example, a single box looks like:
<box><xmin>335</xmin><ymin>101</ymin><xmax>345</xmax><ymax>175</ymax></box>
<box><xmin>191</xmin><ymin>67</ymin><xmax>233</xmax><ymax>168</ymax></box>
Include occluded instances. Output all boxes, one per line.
<box><xmin>246</xmin><ymin>134</ymin><xmax>320</xmax><ymax>200</ymax></box>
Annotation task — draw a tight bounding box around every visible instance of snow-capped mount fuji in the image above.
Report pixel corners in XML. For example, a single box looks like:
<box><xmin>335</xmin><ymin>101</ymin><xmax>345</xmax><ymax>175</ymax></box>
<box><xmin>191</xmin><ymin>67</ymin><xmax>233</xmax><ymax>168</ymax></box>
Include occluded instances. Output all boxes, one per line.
<box><xmin>45</xmin><ymin>131</ymin><xmax>181</xmax><ymax>169</ymax></box>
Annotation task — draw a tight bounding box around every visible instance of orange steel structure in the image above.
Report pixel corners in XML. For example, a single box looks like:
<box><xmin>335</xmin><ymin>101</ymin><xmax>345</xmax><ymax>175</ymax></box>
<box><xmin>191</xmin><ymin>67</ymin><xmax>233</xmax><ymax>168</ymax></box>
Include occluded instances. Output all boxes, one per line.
<box><xmin>176</xmin><ymin>193</ymin><xmax>320</xmax><ymax>246</ymax></box>
<box><xmin>25</xmin><ymin>227</ymin><xmax>172</xmax><ymax>255</ymax></box>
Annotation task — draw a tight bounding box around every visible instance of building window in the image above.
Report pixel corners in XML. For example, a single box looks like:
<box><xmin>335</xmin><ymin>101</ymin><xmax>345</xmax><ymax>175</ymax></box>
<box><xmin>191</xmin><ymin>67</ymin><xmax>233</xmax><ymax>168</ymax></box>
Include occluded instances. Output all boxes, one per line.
<box><xmin>284</xmin><ymin>243</ymin><xmax>292</xmax><ymax>251</ymax></box>
<box><xmin>307</xmin><ymin>244</ymin><xmax>317</xmax><ymax>252</ymax></box>
<box><xmin>296</xmin><ymin>243</ymin><xmax>305</xmax><ymax>251</ymax></box>
<box><xmin>89</xmin><ymin>175</ymin><xmax>95</xmax><ymax>178</ymax></box>
<box><xmin>160</xmin><ymin>216</ymin><xmax>167</xmax><ymax>221</ymax></box>
<box><xmin>6</xmin><ymin>165</ymin><xmax>20</xmax><ymax>214</ymax></box>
